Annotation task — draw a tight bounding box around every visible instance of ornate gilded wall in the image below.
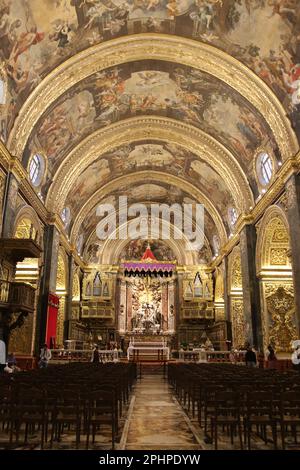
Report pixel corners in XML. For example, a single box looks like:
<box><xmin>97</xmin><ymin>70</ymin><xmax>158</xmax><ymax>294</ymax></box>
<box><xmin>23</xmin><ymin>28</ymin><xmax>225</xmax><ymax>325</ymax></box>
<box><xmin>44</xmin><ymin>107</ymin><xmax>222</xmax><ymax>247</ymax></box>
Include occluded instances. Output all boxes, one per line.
<box><xmin>256</xmin><ymin>206</ymin><xmax>295</xmax><ymax>354</ymax></box>
<box><xmin>261</xmin><ymin>283</ymin><xmax>297</xmax><ymax>353</ymax></box>
<box><xmin>228</xmin><ymin>247</ymin><xmax>246</xmax><ymax>348</ymax></box>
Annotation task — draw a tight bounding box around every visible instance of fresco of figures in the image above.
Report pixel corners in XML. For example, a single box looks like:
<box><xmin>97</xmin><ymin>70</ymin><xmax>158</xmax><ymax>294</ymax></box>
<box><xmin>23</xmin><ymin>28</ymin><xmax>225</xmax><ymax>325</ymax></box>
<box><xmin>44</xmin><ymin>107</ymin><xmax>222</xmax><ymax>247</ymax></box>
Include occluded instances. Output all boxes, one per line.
<box><xmin>118</xmin><ymin>239</ymin><xmax>176</xmax><ymax>261</ymax></box>
<box><xmin>1</xmin><ymin>1</ymin><xmax>300</xmax><ymax>144</ymax></box>
<box><xmin>24</xmin><ymin>61</ymin><xmax>277</xmax><ymax>184</ymax></box>
<box><xmin>74</xmin><ymin>183</ymin><xmax>219</xmax><ymax>262</ymax></box>
<box><xmin>64</xmin><ymin>140</ymin><xmax>235</xmax><ymax>220</ymax></box>
<box><xmin>68</xmin><ymin>178</ymin><xmax>225</xmax><ymax>237</ymax></box>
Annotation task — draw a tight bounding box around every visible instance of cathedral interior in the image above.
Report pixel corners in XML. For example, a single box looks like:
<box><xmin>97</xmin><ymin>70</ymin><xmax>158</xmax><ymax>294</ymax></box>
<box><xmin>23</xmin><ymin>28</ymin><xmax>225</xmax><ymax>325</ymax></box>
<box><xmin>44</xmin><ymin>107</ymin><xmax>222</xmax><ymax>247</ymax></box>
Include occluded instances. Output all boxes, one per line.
<box><xmin>1</xmin><ymin>0</ymin><xmax>300</xmax><ymax>452</ymax></box>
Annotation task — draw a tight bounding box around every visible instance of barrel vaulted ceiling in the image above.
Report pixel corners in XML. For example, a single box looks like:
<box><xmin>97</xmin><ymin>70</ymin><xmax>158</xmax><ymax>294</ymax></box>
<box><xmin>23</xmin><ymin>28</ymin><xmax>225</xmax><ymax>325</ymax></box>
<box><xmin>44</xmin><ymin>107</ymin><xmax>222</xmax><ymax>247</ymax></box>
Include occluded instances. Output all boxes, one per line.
<box><xmin>1</xmin><ymin>0</ymin><xmax>299</xmax><ymax>264</ymax></box>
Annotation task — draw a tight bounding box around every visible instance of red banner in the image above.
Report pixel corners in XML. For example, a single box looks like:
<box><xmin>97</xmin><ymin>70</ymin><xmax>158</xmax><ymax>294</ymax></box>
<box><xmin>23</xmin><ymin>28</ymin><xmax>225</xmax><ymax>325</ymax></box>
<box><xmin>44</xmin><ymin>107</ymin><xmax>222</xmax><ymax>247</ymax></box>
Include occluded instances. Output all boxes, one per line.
<box><xmin>45</xmin><ymin>293</ymin><xmax>60</xmax><ymax>348</ymax></box>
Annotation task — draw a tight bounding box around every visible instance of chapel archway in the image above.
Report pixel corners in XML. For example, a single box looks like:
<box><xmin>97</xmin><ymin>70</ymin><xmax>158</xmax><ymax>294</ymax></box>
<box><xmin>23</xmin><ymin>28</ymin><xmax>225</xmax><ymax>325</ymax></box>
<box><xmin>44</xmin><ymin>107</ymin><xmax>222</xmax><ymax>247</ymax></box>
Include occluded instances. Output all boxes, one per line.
<box><xmin>256</xmin><ymin>206</ymin><xmax>297</xmax><ymax>354</ymax></box>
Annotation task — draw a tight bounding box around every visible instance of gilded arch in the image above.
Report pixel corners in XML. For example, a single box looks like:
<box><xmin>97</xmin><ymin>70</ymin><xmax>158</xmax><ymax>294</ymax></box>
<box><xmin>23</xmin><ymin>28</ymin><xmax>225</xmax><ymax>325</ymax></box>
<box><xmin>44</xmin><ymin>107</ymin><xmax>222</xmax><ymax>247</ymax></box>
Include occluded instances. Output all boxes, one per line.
<box><xmin>86</xmin><ymin>219</ymin><xmax>211</xmax><ymax>267</ymax></box>
<box><xmin>70</xmin><ymin>171</ymin><xmax>227</xmax><ymax>248</ymax></box>
<box><xmin>46</xmin><ymin>117</ymin><xmax>253</xmax><ymax>214</ymax></box>
<box><xmin>7</xmin><ymin>35</ymin><xmax>298</xmax><ymax>161</ymax></box>
<box><xmin>255</xmin><ymin>205</ymin><xmax>296</xmax><ymax>353</ymax></box>
<box><xmin>13</xmin><ymin>205</ymin><xmax>42</xmax><ymax>246</ymax></box>
<box><xmin>256</xmin><ymin>205</ymin><xmax>291</xmax><ymax>274</ymax></box>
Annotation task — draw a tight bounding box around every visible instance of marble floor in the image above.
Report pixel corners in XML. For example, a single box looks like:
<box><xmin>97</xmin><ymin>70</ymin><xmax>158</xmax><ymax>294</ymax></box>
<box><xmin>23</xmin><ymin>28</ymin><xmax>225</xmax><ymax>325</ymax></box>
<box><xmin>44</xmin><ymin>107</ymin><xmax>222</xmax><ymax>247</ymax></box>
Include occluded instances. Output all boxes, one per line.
<box><xmin>121</xmin><ymin>371</ymin><xmax>201</xmax><ymax>450</ymax></box>
<box><xmin>120</xmin><ymin>369</ymin><xmax>300</xmax><ymax>451</ymax></box>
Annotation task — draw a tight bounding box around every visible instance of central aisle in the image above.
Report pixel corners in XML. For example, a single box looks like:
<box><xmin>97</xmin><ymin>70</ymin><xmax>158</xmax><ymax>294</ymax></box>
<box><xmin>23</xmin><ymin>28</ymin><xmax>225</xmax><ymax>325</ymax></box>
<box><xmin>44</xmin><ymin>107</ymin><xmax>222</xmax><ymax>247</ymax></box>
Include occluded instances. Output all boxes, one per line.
<box><xmin>122</xmin><ymin>372</ymin><xmax>201</xmax><ymax>450</ymax></box>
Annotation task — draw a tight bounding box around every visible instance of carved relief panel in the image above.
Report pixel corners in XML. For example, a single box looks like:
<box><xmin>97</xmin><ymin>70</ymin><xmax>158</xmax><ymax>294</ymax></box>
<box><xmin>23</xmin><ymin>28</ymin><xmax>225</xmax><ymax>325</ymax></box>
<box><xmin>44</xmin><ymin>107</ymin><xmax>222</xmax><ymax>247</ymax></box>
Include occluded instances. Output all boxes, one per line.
<box><xmin>264</xmin><ymin>283</ymin><xmax>297</xmax><ymax>352</ymax></box>
<box><xmin>231</xmin><ymin>299</ymin><xmax>246</xmax><ymax>348</ymax></box>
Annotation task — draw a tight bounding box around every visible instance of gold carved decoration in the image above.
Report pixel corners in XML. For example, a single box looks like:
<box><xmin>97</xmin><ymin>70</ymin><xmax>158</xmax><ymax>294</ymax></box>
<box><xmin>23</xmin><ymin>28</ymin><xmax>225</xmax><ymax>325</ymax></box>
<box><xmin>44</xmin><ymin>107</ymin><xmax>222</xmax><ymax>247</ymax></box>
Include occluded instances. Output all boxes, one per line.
<box><xmin>270</xmin><ymin>248</ymin><xmax>288</xmax><ymax>266</ymax></box>
<box><xmin>46</xmin><ymin>117</ymin><xmax>253</xmax><ymax>214</ymax></box>
<box><xmin>9</xmin><ymin>313</ymin><xmax>33</xmax><ymax>355</ymax></box>
<box><xmin>214</xmin><ymin>268</ymin><xmax>224</xmax><ymax>302</ymax></box>
<box><xmin>231</xmin><ymin>299</ymin><xmax>246</xmax><ymax>348</ymax></box>
<box><xmin>0</xmin><ymin>171</ymin><xmax>5</xmax><ymax>232</ymax></box>
<box><xmin>7</xmin><ymin>34</ymin><xmax>297</xmax><ymax>161</ymax></box>
<box><xmin>56</xmin><ymin>295</ymin><xmax>65</xmax><ymax>348</ymax></box>
<box><xmin>15</xmin><ymin>218</ymin><xmax>36</xmax><ymax>240</ymax></box>
<box><xmin>56</xmin><ymin>249</ymin><xmax>67</xmax><ymax>346</ymax></box>
<box><xmin>231</xmin><ymin>253</ymin><xmax>242</xmax><ymax>290</ymax></box>
<box><xmin>256</xmin><ymin>206</ymin><xmax>290</xmax><ymax>272</ymax></box>
<box><xmin>266</xmin><ymin>286</ymin><xmax>297</xmax><ymax>352</ymax></box>
<box><xmin>72</xmin><ymin>271</ymin><xmax>80</xmax><ymax>301</ymax></box>
<box><xmin>56</xmin><ymin>251</ymin><xmax>67</xmax><ymax>290</ymax></box>
<box><xmin>70</xmin><ymin>170</ymin><xmax>227</xmax><ymax>246</ymax></box>
<box><xmin>272</xmin><ymin>229</ymin><xmax>289</xmax><ymax>243</ymax></box>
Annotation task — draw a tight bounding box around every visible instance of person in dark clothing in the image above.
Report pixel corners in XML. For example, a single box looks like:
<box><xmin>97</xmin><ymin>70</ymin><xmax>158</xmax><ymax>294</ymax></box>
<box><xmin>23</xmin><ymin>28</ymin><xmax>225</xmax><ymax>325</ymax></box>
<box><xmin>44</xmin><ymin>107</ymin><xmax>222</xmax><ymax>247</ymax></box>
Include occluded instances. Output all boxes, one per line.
<box><xmin>267</xmin><ymin>344</ymin><xmax>277</xmax><ymax>360</ymax></box>
<box><xmin>245</xmin><ymin>346</ymin><xmax>257</xmax><ymax>368</ymax></box>
<box><xmin>91</xmin><ymin>345</ymin><xmax>100</xmax><ymax>363</ymax></box>
<box><xmin>266</xmin><ymin>344</ymin><xmax>277</xmax><ymax>369</ymax></box>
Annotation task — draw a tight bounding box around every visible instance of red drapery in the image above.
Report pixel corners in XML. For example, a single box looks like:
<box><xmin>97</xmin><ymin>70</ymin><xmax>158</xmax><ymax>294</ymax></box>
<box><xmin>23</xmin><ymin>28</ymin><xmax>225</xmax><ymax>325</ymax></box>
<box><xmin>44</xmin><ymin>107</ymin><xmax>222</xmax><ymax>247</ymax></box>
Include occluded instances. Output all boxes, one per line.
<box><xmin>45</xmin><ymin>293</ymin><xmax>60</xmax><ymax>348</ymax></box>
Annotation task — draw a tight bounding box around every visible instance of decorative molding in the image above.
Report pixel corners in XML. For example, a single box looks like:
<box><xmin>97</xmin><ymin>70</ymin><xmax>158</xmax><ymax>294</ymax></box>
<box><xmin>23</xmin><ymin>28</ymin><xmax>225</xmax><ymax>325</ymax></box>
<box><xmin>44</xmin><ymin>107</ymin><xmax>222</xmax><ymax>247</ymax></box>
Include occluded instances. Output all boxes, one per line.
<box><xmin>0</xmin><ymin>141</ymin><xmax>11</xmax><ymax>171</ymax></box>
<box><xmin>46</xmin><ymin>116</ymin><xmax>253</xmax><ymax>214</ymax></box>
<box><xmin>255</xmin><ymin>205</ymin><xmax>290</xmax><ymax>274</ymax></box>
<box><xmin>69</xmin><ymin>170</ymin><xmax>227</xmax><ymax>245</ymax></box>
<box><xmin>7</xmin><ymin>34</ymin><xmax>298</xmax><ymax>161</ymax></box>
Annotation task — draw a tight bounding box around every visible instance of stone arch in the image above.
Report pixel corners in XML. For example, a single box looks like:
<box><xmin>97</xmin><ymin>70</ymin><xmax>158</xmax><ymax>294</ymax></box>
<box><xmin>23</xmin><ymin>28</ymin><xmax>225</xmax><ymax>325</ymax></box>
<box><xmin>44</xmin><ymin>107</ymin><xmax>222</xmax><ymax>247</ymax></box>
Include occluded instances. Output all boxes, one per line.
<box><xmin>7</xmin><ymin>35</ymin><xmax>297</xmax><ymax>161</ymax></box>
<box><xmin>70</xmin><ymin>171</ymin><xmax>227</xmax><ymax>246</ymax></box>
<box><xmin>14</xmin><ymin>205</ymin><xmax>42</xmax><ymax>246</ymax></box>
<box><xmin>46</xmin><ymin>117</ymin><xmax>254</xmax><ymax>214</ymax></box>
<box><xmin>256</xmin><ymin>205</ymin><xmax>291</xmax><ymax>274</ymax></box>
<box><xmin>255</xmin><ymin>205</ymin><xmax>296</xmax><ymax>354</ymax></box>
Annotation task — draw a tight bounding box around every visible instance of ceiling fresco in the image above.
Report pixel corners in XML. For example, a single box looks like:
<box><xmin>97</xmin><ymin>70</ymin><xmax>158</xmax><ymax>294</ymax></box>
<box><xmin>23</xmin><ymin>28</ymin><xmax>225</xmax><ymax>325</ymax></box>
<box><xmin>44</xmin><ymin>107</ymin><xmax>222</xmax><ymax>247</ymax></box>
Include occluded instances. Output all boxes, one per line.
<box><xmin>75</xmin><ymin>181</ymin><xmax>219</xmax><ymax>263</ymax></box>
<box><xmin>1</xmin><ymin>0</ymin><xmax>298</xmax><ymax>266</ymax></box>
<box><xmin>118</xmin><ymin>239</ymin><xmax>175</xmax><ymax>262</ymax></box>
<box><xmin>63</xmin><ymin>141</ymin><xmax>236</xmax><ymax>223</ymax></box>
<box><xmin>1</xmin><ymin>1</ymin><xmax>300</xmax><ymax>145</ymax></box>
<box><xmin>22</xmin><ymin>61</ymin><xmax>278</xmax><ymax>179</ymax></box>
<box><xmin>84</xmin><ymin>234</ymin><xmax>212</xmax><ymax>265</ymax></box>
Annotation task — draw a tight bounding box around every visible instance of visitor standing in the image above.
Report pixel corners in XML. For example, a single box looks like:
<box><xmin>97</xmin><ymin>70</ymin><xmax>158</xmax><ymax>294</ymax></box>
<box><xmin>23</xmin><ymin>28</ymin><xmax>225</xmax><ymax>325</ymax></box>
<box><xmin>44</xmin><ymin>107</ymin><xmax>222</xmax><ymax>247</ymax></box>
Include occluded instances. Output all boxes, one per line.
<box><xmin>39</xmin><ymin>343</ymin><xmax>52</xmax><ymax>368</ymax></box>
<box><xmin>91</xmin><ymin>345</ymin><xmax>100</xmax><ymax>363</ymax></box>
<box><xmin>0</xmin><ymin>339</ymin><xmax>6</xmax><ymax>373</ymax></box>
<box><xmin>245</xmin><ymin>346</ymin><xmax>257</xmax><ymax>368</ymax></box>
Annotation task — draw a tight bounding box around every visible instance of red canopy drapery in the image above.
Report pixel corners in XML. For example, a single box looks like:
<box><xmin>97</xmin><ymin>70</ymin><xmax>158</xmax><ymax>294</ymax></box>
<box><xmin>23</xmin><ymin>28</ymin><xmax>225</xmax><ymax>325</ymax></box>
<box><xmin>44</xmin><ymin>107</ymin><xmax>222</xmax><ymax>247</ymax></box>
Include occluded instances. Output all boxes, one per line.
<box><xmin>122</xmin><ymin>244</ymin><xmax>175</xmax><ymax>277</ymax></box>
<box><xmin>45</xmin><ymin>293</ymin><xmax>60</xmax><ymax>348</ymax></box>
<box><xmin>141</xmin><ymin>244</ymin><xmax>156</xmax><ymax>261</ymax></box>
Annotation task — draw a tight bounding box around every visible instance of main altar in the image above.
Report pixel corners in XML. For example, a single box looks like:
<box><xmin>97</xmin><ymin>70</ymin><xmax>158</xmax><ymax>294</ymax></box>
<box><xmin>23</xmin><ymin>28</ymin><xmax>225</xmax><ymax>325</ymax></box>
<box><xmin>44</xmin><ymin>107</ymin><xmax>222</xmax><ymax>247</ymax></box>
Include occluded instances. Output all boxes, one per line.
<box><xmin>117</xmin><ymin>244</ymin><xmax>176</xmax><ymax>349</ymax></box>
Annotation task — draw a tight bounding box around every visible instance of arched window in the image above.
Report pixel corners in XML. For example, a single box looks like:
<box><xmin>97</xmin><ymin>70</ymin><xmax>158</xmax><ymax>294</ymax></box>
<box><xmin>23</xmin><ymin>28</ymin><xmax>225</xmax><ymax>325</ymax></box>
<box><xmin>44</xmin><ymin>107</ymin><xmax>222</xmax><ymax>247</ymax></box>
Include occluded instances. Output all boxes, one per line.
<box><xmin>61</xmin><ymin>207</ymin><xmax>71</xmax><ymax>226</ymax></box>
<box><xmin>194</xmin><ymin>272</ymin><xmax>203</xmax><ymax>297</ymax></box>
<box><xmin>212</xmin><ymin>235</ymin><xmax>220</xmax><ymax>255</ymax></box>
<box><xmin>102</xmin><ymin>282</ymin><xmax>109</xmax><ymax>297</ymax></box>
<box><xmin>228</xmin><ymin>207</ymin><xmax>238</xmax><ymax>227</ymax></box>
<box><xmin>86</xmin><ymin>282</ymin><xmax>92</xmax><ymax>297</ymax></box>
<box><xmin>76</xmin><ymin>234</ymin><xmax>84</xmax><ymax>255</ymax></box>
<box><xmin>28</xmin><ymin>154</ymin><xmax>45</xmax><ymax>187</ymax></box>
<box><xmin>0</xmin><ymin>78</ymin><xmax>5</xmax><ymax>105</ymax></box>
<box><xmin>256</xmin><ymin>151</ymin><xmax>273</xmax><ymax>186</ymax></box>
<box><xmin>93</xmin><ymin>272</ymin><xmax>102</xmax><ymax>296</ymax></box>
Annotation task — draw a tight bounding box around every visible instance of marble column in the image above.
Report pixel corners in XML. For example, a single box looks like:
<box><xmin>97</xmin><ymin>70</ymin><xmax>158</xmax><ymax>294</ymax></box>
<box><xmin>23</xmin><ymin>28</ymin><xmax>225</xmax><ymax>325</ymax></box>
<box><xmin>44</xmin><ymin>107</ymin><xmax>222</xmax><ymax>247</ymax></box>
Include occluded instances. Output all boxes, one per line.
<box><xmin>286</xmin><ymin>174</ymin><xmax>300</xmax><ymax>334</ymax></box>
<box><xmin>35</xmin><ymin>225</ymin><xmax>60</xmax><ymax>351</ymax></box>
<box><xmin>239</xmin><ymin>224</ymin><xmax>262</xmax><ymax>350</ymax></box>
